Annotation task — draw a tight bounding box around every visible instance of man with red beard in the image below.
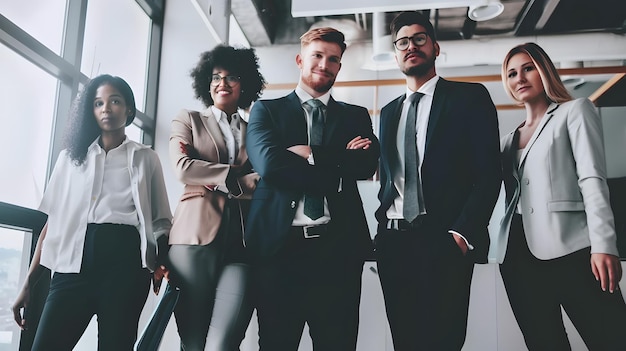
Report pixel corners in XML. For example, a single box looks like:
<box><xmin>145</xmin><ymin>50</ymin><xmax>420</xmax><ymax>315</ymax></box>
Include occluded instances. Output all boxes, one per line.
<box><xmin>245</xmin><ymin>27</ymin><xmax>379</xmax><ymax>350</ymax></box>
<box><xmin>374</xmin><ymin>11</ymin><xmax>501</xmax><ymax>350</ymax></box>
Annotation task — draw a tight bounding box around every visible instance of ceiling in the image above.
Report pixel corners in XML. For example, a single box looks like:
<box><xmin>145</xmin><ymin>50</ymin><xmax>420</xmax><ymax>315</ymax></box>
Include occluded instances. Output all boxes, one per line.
<box><xmin>232</xmin><ymin>0</ymin><xmax>626</xmax><ymax>47</ymax></box>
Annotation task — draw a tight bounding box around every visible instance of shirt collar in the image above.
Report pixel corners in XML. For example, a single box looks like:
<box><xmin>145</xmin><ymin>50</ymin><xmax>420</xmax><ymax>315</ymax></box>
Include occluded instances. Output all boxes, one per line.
<box><xmin>295</xmin><ymin>85</ymin><xmax>331</xmax><ymax>106</ymax></box>
<box><xmin>90</xmin><ymin>136</ymin><xmax>129</xmax><ymax>153</ymax></box>
<box><xmin>210</xmin><ymin>105</ymin><xmax>244</xmax><ymax>123</ymax></box>
<box><xmin>405</xmin><ymin>75</ymin><xmax>439</xmax><ymax>102</ymax></box>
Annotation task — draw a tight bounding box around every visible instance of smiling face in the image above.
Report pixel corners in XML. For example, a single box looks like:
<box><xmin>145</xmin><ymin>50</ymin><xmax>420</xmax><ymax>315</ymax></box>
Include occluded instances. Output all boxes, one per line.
<box><xmin>93</xmin><ymin>83</ymin><xmax>131</xmax><ymax>134</ymax></box>
<box><xmin>394</xmin><ymin>24</ymin><xmax>439</xmax><ymax>78</ymax></box>
<box><xmin>505</xmin><ymin>52</ymin><xmax>546</xmax><ymax>104</ymax></box>
<box><xmin>210</xmin><ymin>67</ymin><xmax>241</xmax><ymax>114</ymax></box>
<box><xmin>296</xmin><ymin>39</ymin><xmax>342</xmax><ymax>95</ymax></box>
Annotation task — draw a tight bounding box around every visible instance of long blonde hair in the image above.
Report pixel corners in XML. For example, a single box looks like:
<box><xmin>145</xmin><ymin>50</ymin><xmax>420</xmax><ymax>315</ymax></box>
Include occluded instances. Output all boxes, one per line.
<box><xmin>501</xmin><ymin>42</ymin><xmax>572</xmax><ymax>104</ymax></box>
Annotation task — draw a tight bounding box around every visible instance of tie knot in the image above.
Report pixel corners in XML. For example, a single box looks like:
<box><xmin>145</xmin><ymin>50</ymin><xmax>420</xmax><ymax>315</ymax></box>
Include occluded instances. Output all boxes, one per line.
<box><xmin>408</xmin><ymin>92</ymin><xmax>424</xmax><ymax>104</ymax></box>
<box><xmin>305</xmin><ymin>99</ymin><xmax>324</xmax><ymax>109</ymax></box>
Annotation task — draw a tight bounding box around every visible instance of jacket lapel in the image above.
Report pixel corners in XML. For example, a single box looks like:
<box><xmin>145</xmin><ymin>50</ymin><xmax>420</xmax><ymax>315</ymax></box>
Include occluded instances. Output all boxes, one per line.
<box><xmin>236</xmin><ymin>120</ymin><xmax>249</xmax><ymax>164</ymax></box>
<box><xmin>383</xmin><ymin>95</ymin><xmax>405</xmax><ymax>166</ymax></box>
<box><xmin>324</xmin><ymin>97</ymin><xmax>342</xmax><ymax>145</ymax></box>
<box><xmin>200</xmin><ymin>109</ymin><xmax>229</xmax><ymax>164</ymax></box>
<box><xmin>518</xmin><ymin>103</ymin><xmax>559</xmax><ymax>170</ymax></box>
<box><xmin>425</xmin><ymin>79</ymin><xmax>447</xmax><ymax>153</ymax></box>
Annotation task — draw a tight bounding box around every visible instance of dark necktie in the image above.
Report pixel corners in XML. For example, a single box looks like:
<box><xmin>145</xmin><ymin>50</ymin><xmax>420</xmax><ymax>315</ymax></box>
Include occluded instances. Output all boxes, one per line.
<box><xmin>303</xmin><ymin>99</ymin><xmax>325</xmax><ymax>220</ymax></box>
<box><xmin>403</xmin><ymin>92</ymin><xmax>425</xmax><ymax>223</ymax></box>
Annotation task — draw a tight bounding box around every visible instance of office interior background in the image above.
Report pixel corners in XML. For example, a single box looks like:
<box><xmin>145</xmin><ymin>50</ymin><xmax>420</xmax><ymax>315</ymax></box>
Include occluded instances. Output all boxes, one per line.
<box><xmin>1</xmin><ymin>0</ymin><xmax>625</xmax><ymax>349</ymax></box>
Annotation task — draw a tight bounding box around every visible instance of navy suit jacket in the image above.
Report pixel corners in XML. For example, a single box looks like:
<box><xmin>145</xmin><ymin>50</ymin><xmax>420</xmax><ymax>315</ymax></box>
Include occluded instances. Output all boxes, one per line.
<box><xmin>376</xmin><ymin>78</ymin><xmax>501</xmax><ymax>262</ymax></box>
<box><xmin>245</xmin><ymin>92</ymin><xmax>380</xmax><ymax>259</ymax></box>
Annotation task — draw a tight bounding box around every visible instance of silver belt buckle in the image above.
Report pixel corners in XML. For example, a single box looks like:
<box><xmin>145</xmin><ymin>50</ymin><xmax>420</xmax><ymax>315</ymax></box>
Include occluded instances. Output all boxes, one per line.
<box><xmin>303</xmin><ymin>225</ymin><xmax>321</xmax><ymax>239</ymax></box>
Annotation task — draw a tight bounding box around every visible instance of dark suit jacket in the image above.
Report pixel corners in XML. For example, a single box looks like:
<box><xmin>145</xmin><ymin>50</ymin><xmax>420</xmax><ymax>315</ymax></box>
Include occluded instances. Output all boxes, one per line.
<box><xmin>376</xmin><ymin>78</ymin><xmax>501</xmax><ymax>263</ymax></box>
<box><xmin>245</xmin><ymin>91</ymin><xmax>380</xmax><ymax>259</ymax></box>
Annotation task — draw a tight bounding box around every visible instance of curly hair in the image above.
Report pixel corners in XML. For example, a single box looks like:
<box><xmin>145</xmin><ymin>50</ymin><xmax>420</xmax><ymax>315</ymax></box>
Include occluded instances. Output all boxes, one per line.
<box><xmin>190</xmin><ymin>45</ymin><xmax>266</xmax><ymax>109</ymax></box>
<box><xmin>65</xmin><ymin>74</ymin><xmax>136</xmax><ymax>165</ymax></box>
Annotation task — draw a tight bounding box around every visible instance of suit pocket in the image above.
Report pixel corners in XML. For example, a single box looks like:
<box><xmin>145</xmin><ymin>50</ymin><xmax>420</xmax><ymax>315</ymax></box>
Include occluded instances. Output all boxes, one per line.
<box><xmin>548</xmin><ymin>200</ymin><xmax>584</xmax><ymax>212</ymax></box>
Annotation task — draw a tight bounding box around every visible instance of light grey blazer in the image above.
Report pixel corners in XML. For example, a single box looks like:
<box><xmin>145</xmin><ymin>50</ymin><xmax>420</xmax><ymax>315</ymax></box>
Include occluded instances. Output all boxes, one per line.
<box><xmin>492</xmin><ymin>98</ymin><xmax>618</xmax><ymax>263</ymax></box>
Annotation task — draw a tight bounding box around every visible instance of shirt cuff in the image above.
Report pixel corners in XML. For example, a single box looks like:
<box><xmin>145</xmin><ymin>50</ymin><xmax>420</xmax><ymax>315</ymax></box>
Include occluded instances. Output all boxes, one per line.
<box><xmin>449</xmin><ymin>230</ymin><xmax>474</xmax><ymax>250</ymax></box>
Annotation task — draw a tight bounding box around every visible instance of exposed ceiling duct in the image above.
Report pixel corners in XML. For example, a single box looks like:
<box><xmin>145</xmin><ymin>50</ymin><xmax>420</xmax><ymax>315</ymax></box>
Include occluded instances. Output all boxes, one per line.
<box><xmin>219</xmin><ymin>0</ymin><xmax>626</xmax><ymax>69</ymax></box>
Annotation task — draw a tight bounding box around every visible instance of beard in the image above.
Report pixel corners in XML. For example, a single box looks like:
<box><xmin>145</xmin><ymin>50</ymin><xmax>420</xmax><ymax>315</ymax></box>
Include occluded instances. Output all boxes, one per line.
<box><xmin>302</xmin><ymin>71</ymin><xmax>336</xmax><ymax>94</ymax></box>
<box><xmin>402</xmin><ymin>52</ymin><xmax>436</xmax><ymax>77</ymax></box>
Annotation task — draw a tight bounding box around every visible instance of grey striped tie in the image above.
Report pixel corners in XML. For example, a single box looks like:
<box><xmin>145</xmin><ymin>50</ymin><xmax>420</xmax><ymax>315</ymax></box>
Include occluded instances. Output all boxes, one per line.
<box><xmin>403</xmin><ymin>92</ymin><xmax>425</xmax><ymax>223</ymax></box>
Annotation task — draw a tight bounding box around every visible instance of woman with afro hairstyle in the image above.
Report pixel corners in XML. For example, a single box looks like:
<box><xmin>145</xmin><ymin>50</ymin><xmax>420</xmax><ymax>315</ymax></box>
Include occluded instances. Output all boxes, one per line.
<box><xmin>12</xmin><ymin>74</ymin><xmax>172</xmax><ymax>350</ymax></box>
<box><xmin>166</xmin><ymin>45</ymin><xmax>266</xmax><ymax>350</ymax></box>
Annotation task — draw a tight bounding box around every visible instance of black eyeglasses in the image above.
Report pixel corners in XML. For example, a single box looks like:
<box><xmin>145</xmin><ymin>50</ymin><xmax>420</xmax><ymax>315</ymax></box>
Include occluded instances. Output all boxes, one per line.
<box><xmin>210</xmin><ymin>74</ymin><xmax>241</xmax><ymax>86</ymax></box>
<box><xmin>393</xmin><ymin>32</ymin><xmax>429</xmax><ymax>51</ymax></box>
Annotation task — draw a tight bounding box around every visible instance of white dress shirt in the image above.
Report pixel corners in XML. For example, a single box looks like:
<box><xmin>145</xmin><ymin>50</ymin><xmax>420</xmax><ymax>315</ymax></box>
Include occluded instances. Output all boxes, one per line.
<box><xmin>387</xmin><ymin>75</ymin><xmax>438</xmax><ymax>220</ymax></box>
<box><xmin>210</xmin><ymin>105</ymin><xmax>244</xmax><ymax>194</ymax></box>
<box><xmin>291</xmin><ymin>85</ymin><xmax>331</xmax><ymax>226</ymax></box>
<box><xmin>88</xmin><ymin>139</ymin><xmax>139</xmax><ymax>226</ymax></box>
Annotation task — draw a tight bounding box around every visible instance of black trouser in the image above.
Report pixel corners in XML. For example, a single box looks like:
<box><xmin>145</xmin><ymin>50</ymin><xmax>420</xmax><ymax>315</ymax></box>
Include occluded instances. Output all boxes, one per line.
<box><xmin>375</xmin><ymin>219</ymin><xmax>474</xmax><ymax>351</ymax></box>
<box><xmin>252</xmin><ymin>224</ymin><xmax>364</xmax><ymax>351</ymax></box>
<box><xmin>500</xmin><ymin>214</ymin><xmax>626</xmax><ymax>351</ymax></box>
<box><xmin>168</xmin><ymin>200</ymin><xmax>253</xmax><ymax>351</ymax></box>
<box><xmin>32</xmin><ymin>223</ymin><xmax>150</xmax><ymax>351</ymax></box>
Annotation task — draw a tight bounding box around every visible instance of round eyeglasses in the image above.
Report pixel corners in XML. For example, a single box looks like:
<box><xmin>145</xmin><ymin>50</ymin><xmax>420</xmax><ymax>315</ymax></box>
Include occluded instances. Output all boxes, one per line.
<box><xmin>210</xmin><ymin>74</ymin><xmax>241</xmax><ymax>86</ymax></box>
<box><xmin>393</xmin><ymin>32</ymin><xmax>429</xmax><ymax>51</ymax></box>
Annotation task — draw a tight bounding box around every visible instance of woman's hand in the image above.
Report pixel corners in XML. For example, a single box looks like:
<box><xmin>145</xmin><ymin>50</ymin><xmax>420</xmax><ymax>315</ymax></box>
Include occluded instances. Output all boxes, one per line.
<box><xmin>12</xmin><ymin>285</ymin><xmax>30</xmax><ymax>330</ymax></box>
<box><xmin>152</xmin><ymin>265</ymin><xmax>169</xmax><ymax>295</ymax></box>
<box><xmin>179</xmin><ymin>142</ymin><xmax>199</xmax><ymax>159</ymax></box>
<box><xmin>591</xmin><ymin>253</ymin><xmax>622</xmax><ymax>293</ymax></box>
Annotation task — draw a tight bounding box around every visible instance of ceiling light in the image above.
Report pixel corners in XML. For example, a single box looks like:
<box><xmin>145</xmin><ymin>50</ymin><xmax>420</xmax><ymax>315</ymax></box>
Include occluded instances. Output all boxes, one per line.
<box><xmin>468</xmin><ymin>0</ymin><xmax>504</xmax><ymax>22</ymax></box>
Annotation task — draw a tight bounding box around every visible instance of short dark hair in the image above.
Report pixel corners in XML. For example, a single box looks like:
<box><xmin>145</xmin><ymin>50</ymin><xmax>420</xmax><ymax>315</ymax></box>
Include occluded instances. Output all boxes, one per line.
<box><xmin>65</xmin><ymin>74</ymin><xmax>136</xmax><ymax>165</ymax></box>
<box><xmin>190</xmin><ymin>45</ymin><xmax>266</xmax><ymax>109</ymax></box>
<box><xmin>300</xmin><ymin>27</ymin><xmax>347</xmax><ymax>55</ymax></box>
<box><xmin>390</xmin><ymin>11</ymin><xmax>437</xmax><ymax>42</ymax></box>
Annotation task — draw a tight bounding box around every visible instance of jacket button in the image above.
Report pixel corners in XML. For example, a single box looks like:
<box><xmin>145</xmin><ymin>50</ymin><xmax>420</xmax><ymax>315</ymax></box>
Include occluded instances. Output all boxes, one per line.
<box><xmin>290</xmin><ymin>201</ymin><xmax>296</xmax><ymax>208</ymax></box>
<box><xmin>529</xmin><ymin>208</ymin><xmax>534</xmax><ymax>214</ymax></box>
<box><xmin>524</xmin><ymin>178</ymin><xmax>529</xmax><ymax>185</ymax></box>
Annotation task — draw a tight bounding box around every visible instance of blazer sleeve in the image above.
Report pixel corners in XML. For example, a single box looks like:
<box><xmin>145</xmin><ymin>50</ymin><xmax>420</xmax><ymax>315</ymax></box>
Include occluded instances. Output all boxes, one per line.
<box><xmin>567</xmin><ymin>98</ymin><xmax>618</xmax><ymax>255</ymax></box>
<box><xmin>450</xmin><ymin>83</ymin><xmax>502</xmax><ymax>245</ymax></box>
<box><xmin>168</xmin><ymin>109</ymin><xmax>230</xmax><ymax>187</ymax></box>
<box><xmin>246</xmin><ymin>100</ymin><xmax>334</xmax><ymax>194</ymax></box>
<box><xmin>312</xmin><ymin>104</ymin><xmax>380</xmax><ymax>182</ymax></box>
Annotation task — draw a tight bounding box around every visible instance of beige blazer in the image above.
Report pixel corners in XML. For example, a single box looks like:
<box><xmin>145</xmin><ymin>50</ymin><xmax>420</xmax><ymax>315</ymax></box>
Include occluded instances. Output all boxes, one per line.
<box><xmin>168</xmin><ymin>108</ymin><xmax>259</xmax><ymax>245</ymax></box>
<box><xmin>492</xmin><ymin>98</ymin><xmax>618</xmax><ymax>262</ymax></box>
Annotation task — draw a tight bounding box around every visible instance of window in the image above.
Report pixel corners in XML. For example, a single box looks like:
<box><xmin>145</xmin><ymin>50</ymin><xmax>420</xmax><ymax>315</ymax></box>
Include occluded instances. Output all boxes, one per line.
<box><xmin>1</xmin><ymin>0</ymin><xmax>67</xmax><ymax>55</ymax></box>
<box><xmin>0</xmin><ymin>226</ymin><xmax>32</xmax><ymax>351</ymax></box>
<box><xmin>81</xmin><ymin>0</ymin><xmax>151</xmax><ymax>110</ymax></box>
<box><xmin>0</xmin><ymin>44</ymin><xmax>56</xmax><ymax>208</ymax></box>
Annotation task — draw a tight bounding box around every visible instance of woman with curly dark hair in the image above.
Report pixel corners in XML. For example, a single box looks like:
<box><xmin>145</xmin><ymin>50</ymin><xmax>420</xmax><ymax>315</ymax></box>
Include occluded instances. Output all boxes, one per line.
<box><xmin>12</xmin><ymin>74</ymin><xmax>172</xmax><ymax>350</ymax></box>
<box><xmin>167</xmin><ymin>45</ymin><xmax>266</xmax><ymax>350</ymax></box>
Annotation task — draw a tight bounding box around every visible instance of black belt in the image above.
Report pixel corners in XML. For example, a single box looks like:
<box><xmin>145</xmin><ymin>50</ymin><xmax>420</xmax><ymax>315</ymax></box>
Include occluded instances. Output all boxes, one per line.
<box><xmin>387</xmin><ymin>217</ymin><xmax>427</xmax><ymax>231</ymax></box>
<box><xmin>291</xmin><ymin>223</ymin><xmax>329</xmax><ymax>239</ymax></box>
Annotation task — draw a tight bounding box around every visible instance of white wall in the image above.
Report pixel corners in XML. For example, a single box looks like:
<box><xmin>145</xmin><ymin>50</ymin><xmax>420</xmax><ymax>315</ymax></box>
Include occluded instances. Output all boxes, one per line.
<box><xmin>131</xmin><ymin>3</ymin><xmax>626</xmax><ymax>350</ymax></box>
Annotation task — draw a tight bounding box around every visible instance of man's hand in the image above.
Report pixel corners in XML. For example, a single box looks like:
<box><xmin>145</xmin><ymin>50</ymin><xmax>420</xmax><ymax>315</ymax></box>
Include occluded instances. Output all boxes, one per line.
<box><xmin>287</xmin><ymin>145</ymin><xmax>312</xmax><ymax>159</ymax></box>
<box><xmin>452</xmin><ymin>233</ymin><xmax>468</xmax><ymax>255</ymax></box>
<box><xmin>591</xmin><ymin>253</ymin><xmax>622</xmax><ymax>293</ymax></box>
<box><xmin>346</xmin><ymin>136</ymin><xmax>372</xmax><ymax>150</ymax></box>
